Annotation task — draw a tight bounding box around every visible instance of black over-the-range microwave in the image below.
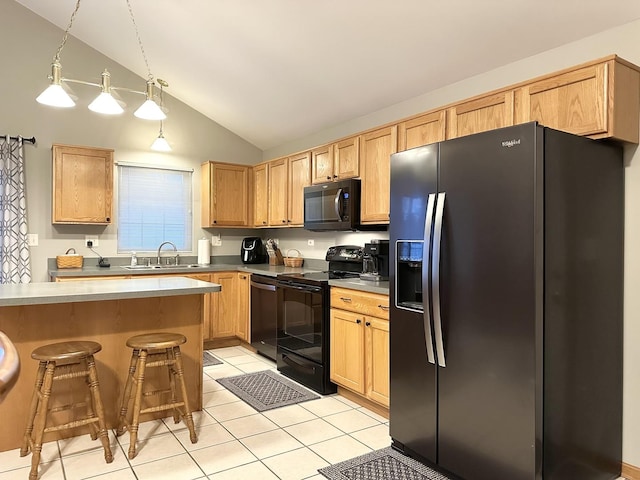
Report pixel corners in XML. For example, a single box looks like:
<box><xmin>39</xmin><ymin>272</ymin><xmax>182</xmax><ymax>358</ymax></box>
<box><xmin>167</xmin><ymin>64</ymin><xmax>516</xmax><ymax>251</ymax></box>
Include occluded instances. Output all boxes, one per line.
<box><xmin>303</xmin><ymin>178</ymin><xmax>362</xmax><ymax>231</ymax></box>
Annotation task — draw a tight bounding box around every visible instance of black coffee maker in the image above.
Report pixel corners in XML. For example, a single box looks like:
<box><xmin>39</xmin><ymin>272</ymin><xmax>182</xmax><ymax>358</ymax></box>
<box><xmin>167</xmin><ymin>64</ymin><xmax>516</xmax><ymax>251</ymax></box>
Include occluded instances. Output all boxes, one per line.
<box><xmin>241</xmin><ymin>237</ymin><xmax>267</xmax><ymax>264</ymax></box>
<box><xmin>360</xmin><ymin>239</ymin><xmax>390</xmax><ymax>281</ymax></box>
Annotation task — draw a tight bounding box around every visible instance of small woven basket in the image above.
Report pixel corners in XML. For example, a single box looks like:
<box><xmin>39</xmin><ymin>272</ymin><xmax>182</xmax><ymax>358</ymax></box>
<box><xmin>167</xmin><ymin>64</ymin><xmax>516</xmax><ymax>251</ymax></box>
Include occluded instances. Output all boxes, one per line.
<box><xmin>56</xmin><ymin>248</ymin><xmax>83</xmax><ymax>269</ymax></box>
<box><xmin>283</xmin><ymin>249</ymin><xmax>303</xmax><ymax>267</ymax></box>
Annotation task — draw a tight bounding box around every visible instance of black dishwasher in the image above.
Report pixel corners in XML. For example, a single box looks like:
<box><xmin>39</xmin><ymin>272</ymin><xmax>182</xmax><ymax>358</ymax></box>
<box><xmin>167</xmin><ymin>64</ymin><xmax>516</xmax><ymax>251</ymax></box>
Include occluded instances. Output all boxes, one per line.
<box><xmin>250</xmin><ymin>274</ymin><xmax>278</xmax><ymax>361</ymax></box>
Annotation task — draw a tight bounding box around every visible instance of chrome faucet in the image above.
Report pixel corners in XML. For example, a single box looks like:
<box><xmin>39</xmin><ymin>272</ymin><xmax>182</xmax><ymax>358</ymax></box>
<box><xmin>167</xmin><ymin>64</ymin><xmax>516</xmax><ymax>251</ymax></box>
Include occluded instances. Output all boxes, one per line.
<box><xmin>157</xmin><ymin>241</ymin><xmax>179</xmax><ymax>265</ymax></box>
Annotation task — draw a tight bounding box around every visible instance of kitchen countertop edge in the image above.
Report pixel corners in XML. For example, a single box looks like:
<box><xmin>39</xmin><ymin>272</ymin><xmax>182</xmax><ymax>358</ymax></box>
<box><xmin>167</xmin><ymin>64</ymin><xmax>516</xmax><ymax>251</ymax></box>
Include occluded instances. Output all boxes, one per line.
<box><xmin>50</xmin><ymin>264</ymin><xmax>390</xmax><ymax>295</ymax></box>
<box><xmin>0</xmin><ymin>277</ymin><xmax>221</xmax><ymax>307</ymax></box>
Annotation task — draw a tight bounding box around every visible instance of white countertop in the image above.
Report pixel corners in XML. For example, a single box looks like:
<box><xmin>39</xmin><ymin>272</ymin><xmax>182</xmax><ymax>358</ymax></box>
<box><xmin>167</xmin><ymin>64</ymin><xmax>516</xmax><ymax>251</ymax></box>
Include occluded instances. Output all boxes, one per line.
<box><xmin>0</xmin><ymin>277</ymin><xmax>221</xmax><ymax>307</ymax></box>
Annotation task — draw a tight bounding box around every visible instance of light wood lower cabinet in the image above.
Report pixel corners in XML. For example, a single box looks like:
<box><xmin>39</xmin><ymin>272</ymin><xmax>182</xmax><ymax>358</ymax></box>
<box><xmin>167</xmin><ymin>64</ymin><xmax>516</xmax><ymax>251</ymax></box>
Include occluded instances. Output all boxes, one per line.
<box><xmin>330</xmin><ymin>287</ymin><xmax>390</xmax><ymax>407</ymax></box>
<box><xmin>236</xmin><ymin>272</ymin><xmax>250</xmax><ymax>342</ymax></box>
<box><xmin>210</xmin><ymin>271</ymin><xmax>238</xmax><ymax>339</ymax></box>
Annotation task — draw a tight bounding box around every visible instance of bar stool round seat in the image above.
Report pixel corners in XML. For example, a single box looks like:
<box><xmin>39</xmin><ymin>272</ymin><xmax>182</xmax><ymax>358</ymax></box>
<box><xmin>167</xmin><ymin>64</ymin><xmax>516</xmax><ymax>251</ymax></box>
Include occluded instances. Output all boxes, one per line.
<box><xmin>125</xmin><ymin>332</ymin><xmax>186</xmax><ymax>350</ymax></box>
<box><xmin>22</xmin><ymin>340</ymin><xmax>113</xmax><ymax>480</ymax></box>
<box><xmin>117</xmin><ymin>332</ymin><xmax>197</xmax><ymax>459</ymax></box>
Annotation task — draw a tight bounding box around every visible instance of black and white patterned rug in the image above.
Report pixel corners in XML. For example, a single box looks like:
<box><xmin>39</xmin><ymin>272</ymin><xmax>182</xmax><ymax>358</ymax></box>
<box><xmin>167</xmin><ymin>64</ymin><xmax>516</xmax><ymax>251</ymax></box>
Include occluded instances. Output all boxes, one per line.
<box><xmin>203</xmin><ymin>351</ymin><xmax>223</xmax><ymax>367</ymax></box>
<box><xmin>216</xmin><ymin>370</ymin><xmax>319</xmax><ymax>411</ymax></box>
<box><xmin>319</xmin><ymin>447</ymin><xmax>451</xmax><ymax>480</ymax></box>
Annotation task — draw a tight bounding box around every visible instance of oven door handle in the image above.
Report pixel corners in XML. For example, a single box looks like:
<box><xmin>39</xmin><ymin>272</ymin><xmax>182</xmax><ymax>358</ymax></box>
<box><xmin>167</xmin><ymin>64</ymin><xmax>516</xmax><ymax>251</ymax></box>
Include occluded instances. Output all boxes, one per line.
<box><xmin>251</xmin><ymin>281</ymin><xmax>276</xmax><ymax>291</ymax></box>
<box><xmin>278</xmin><ymin>283</ymin><xmax>323</xmax><ymax>293</ymax></box>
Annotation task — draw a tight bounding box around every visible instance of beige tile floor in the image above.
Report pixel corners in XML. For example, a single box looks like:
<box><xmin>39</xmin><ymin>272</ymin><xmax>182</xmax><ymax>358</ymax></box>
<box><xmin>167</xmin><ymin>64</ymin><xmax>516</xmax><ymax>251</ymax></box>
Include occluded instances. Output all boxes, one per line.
<box><xmin>0</xmin><ymin>346</ymin><xmax>390</xmax><ymax>480</ymax></box>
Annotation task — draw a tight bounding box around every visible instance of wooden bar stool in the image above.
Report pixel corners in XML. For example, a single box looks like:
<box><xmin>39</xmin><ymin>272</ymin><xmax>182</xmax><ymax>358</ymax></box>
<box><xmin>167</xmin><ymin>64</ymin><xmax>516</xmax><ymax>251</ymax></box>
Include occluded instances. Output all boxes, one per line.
<box><xmin>116</xmin><ymin>332</ymin><xmax>197</xmax><ymax>459</ymax></box>
<box><xmin>21</xmin><ymin>341</ymin><xmax>113</xmax><ymax>480</ymax></box>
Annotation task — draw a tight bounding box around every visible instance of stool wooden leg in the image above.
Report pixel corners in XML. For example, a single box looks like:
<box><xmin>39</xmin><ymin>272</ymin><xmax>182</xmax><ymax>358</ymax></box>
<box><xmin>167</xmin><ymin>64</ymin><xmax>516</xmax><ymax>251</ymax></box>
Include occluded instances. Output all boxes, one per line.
<box><xmin>86</xmin><ymin>355</ymin><xmax>113</xmax><ymax>464</ymax></box>
<box><xmin>128</xmin><ymin>349</ymin><xmax>148</xmax><ymax>459</ymax></box>
<box><xmin>173</xmin><ymin>347</ymin><xmax>197</xmax><ymax>444</ymax></box>
<box><xmin>21</xmin><ymin>361</ymin><xmax>46</xmax><ymax>457</ymax></box>
<box><xmin>29</xmin><ymin>362</ymin><xmax>55</xmax><ymax>480</ymax></box>
<box><xmin>166</xmin><ymin>348</ymin><xmax>180</xmax><ymax>424</ymax></box>
<box><xmin>117</xmin><ymin>348</ymin><xmax>139</xmax><ymax>436</ymax></box>
<box><xmin>82</xmin><ymin>358</ymin><xmax>98</xmax><ymax>441</ymax></box>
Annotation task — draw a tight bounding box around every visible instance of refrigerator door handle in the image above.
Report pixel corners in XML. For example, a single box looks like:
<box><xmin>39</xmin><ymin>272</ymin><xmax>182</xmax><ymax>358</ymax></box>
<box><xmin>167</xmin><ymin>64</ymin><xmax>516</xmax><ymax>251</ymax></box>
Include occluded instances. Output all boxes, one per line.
<box><xmin>432</xmin><ymin>192</ymin><xmax>446</xmax><ymax>367</ymax></box>
<box><xmin>422</xmin><ymin>193</ymin><xmax>437</xmax><ymax>365</ymax></box>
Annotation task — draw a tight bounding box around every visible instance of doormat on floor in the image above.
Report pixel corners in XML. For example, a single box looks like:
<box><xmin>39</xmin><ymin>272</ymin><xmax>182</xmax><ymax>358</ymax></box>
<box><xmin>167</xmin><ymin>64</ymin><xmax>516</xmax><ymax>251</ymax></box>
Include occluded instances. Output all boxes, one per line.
<box><xmin>319</xmin><ymin>447</ymin><xmax>451</xmax><ymax>480</ymax></box>
<box><xmin>203</xmin><ymin>351</ymin><xmax>223</xmax><ymax>367</ymax></box>
<box><xmin>216</xmin><ymin>369</ymin><xmax>319</xmax><ymax>411</ymax></box>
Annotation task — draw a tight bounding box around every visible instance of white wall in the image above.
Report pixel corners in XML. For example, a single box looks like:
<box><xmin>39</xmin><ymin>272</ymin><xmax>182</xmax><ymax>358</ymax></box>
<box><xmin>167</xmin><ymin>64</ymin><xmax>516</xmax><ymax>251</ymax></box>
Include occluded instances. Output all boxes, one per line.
<box><xmin>264</xmin><ymin>20</ymin><xmax>640</xmax><ymax>470</ymax></box>
<box><xmin>1</xmin><ymin>1</ymin><xmax>262</xmax><ymax>281</ymax></box>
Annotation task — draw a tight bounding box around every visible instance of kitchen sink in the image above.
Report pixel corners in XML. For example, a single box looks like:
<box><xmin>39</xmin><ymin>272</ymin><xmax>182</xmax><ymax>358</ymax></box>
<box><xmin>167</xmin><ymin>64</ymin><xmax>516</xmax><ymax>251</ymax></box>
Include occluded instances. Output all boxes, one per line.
<box><xmin>121</xmin><ymin>264</ymin><xmax>203</xmax><ymax>270</ymax></box>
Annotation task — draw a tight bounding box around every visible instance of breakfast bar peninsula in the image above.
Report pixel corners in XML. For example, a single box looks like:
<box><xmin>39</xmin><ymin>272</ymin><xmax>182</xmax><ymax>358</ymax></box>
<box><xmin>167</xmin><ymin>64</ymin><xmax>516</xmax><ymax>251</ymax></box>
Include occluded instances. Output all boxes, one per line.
<box><xmin>0</xmin><ymin>276</ymin><xmax>220</xmax><ymax>452</ymax></box>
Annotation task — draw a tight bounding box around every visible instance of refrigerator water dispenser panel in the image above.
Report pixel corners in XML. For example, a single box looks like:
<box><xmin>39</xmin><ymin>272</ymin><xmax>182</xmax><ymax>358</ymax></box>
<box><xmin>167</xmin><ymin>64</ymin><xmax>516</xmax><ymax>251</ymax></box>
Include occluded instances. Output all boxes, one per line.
<box><xmin>396</xmin><ymin>240</ymin><xmax>424</xmax><ymax>312</ymax></box>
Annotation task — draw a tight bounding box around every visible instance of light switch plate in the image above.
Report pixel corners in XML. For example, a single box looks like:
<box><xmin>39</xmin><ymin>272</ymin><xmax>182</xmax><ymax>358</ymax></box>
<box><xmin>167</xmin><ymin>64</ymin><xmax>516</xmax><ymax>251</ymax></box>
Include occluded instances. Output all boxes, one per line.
<box><xmin>27</xmin><ymin>233</ymin><xmax>38</xmax><ymax>246</ymax></box>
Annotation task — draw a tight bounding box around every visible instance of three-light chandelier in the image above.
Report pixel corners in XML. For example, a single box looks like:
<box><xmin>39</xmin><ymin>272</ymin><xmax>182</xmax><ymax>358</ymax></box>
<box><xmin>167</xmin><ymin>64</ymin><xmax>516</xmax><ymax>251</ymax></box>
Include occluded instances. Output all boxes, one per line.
<box><xmin>36</xmin><ymin>0</ymin><xmax>171</xmax><ymax>151</ymax></box>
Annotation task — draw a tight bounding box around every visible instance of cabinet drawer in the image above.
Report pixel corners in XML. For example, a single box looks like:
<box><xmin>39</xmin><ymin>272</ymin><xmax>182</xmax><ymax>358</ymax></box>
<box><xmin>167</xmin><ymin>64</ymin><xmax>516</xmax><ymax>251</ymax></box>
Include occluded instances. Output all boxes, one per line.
<box><xmin>330</xmin><ymin>287</ymin><xmax>389</xmax><ymax>319</ymax></box>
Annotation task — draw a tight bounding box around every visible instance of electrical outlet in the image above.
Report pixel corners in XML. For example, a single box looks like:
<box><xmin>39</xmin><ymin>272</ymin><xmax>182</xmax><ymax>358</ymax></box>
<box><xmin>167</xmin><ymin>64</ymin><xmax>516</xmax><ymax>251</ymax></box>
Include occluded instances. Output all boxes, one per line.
<box><xmin>211</xmin><ymin>234</ymin><xmax>222</xmax><ymax>247</ymax></box>
<box><xmin>307</xmin><ymin>239</ymin><xmax>315</xmax><ymax>246</ymax></box>
<box><xmin>273</xmin><ymin>239</ymin><xmax>279</xmax><ymax>246</ymax></box>
<box><xmin>85</xmin><ymin>236</ymin><xmax>99</xmax><ymax>247</ymax></box>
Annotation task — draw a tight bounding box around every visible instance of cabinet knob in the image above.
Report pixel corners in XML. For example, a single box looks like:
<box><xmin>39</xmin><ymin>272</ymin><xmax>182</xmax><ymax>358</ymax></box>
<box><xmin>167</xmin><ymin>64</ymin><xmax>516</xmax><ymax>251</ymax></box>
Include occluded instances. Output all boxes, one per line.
<box><xmin>106</xmin><ymin>217</ymin><xmax>110</xmax><ymax>222</ymax></box>
<box><xmin>262</xmin><ymin>221</ymin><xmax>266</xmax><ymax>225</ymax></box>
<box><xmin>333</xmin><ymin>175</ymin><xmax>338</xmax><ymax>178</ymax></box>
<box><xmin>378</xmin><ymin>304</ymin><xmax>389</xmax><ymax>311</ymax></box>
<box><xmin>356</xmin><ymin>319</ymin><xmax>362</xmax><ymax>324</ymax></box>
<box><xmin>365</xmin><ymin>321</ymin><xmax>371</xmax><ymax>327</ymax></box>
<box><xmin>213</xmin><ymin>220</ymin><xmax>217</xmax><ymax>224</ymax></box>
<box><xmin>287</xmin><ymin>219</ymin><xmax>291</xmax><ymax>223</ymax></box>
<box><xmin>282</xmin><ymin>219</ymin><xmax>286</xmax><ymax>223</ymax></box>
<box><xmin>326</xmin><ymin>176</ymin><xmax>331</xmax><ymax>180</ymax></box>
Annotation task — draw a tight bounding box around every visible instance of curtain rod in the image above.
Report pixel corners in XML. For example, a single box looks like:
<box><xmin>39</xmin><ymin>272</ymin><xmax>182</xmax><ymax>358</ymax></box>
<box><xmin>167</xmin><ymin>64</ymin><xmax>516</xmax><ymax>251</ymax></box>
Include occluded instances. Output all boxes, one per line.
<box><xmin>0</xmin><ymin>135</ymin><xmax>36</xmax><ymax>144</ymax></box>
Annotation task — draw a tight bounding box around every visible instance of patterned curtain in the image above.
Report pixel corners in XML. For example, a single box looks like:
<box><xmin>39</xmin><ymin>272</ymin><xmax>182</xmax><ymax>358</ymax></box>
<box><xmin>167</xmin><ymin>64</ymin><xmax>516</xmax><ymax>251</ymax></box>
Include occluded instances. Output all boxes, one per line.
<box><xmin>0</xmin><ymin>137</ymin><xmax>31</xmax><ymax>283</ymax></box>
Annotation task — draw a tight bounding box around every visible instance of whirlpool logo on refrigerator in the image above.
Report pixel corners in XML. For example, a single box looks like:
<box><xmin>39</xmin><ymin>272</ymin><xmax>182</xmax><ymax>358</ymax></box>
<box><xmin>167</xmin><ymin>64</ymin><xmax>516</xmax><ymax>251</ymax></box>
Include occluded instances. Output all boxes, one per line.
<box><xmin>501</xmin><ymin>139</ymin><xmax>521</xmax><ymax>148</ymax></box>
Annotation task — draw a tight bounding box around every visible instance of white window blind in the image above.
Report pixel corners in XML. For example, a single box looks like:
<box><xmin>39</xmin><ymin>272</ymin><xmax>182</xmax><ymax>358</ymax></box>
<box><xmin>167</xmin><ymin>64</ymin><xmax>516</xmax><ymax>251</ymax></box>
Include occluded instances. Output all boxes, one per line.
<box><xmin>118</xmin><ymin>165</ymin><xmax>192</xmax><ymax>252</ymax></box>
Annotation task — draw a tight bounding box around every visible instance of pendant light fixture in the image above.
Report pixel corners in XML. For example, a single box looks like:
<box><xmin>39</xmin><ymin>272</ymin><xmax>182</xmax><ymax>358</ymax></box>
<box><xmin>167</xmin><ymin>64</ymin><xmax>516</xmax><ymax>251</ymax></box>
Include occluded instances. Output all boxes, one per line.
<box><xmin>36</xmin><ymin>0</ymin><xmax>166</xmax><ymax>121</ymax></box>
<box><xmin>151</xmin><ymin>79</ymin><xmax>171</xmax><ymax>152</ymax></box>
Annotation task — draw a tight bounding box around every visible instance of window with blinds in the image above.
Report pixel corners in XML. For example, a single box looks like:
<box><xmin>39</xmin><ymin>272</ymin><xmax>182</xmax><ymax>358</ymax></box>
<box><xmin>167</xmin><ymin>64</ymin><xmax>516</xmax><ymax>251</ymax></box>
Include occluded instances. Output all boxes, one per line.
<box><xmin>117</xmin><ymin>165</ymin><xmax>192</xmax><ymax>252</ymax></box>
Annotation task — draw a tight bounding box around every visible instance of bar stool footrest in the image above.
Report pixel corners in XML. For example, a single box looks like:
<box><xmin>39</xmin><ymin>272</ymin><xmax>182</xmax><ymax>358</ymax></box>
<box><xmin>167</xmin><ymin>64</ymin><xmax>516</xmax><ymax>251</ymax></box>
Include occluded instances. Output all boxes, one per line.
<box><xmin>44</xmin><ymin>416</ymin><xmax>99</xmax><ymax>433</ymax></box>
<box><xmin>140</xmin><ymin>402</ymin><xmax>185</xmax><ymax>415</ymax></box>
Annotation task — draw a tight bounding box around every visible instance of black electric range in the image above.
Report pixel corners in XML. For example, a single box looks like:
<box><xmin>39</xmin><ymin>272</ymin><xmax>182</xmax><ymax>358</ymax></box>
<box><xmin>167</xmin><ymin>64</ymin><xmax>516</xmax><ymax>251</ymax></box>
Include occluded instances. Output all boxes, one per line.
<box><xmin>275</xmin><ymin>245</ymin><xmax>363</xmax><ymax>394</ymax></box>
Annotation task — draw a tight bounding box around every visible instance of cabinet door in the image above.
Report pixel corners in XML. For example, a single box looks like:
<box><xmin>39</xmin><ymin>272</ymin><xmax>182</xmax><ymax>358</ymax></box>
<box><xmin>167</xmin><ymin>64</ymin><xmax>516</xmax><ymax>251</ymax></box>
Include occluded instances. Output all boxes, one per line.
<box><xmin>447</xmin><ymin>91</ymin><xmax>514</xmax><ymax>139</ymax></box>
<box><xmin>398</xmin><ymin>111</ymin><xmax>447</xmax><ymax>151</ymax></box>
<box><xmin>52</xmin><ymin>144</ymin><xmax>113</xmax><ymax>224</ymax></box>
<box><xmin>330</xmin><ymin>309</ymin><xmax>365</xmax><ymax>394</ymax></box>
<box><xmin>334</xmin><ymin>136</ymin><xmax>360</xmax><ymax>180</ymax></box>
<box><xmin>252</xmin><ymin>163</ymin><xmax>269</xmax><ymax>227</ymax></box>
<box><xmin>236</xmin><ymin>272</ymin><xmax>250</xmax><ymax>342</ymax></box>
<box><xmin>365</xmin><ymin>316</ymin><xmax>390</xmax><ymax>407</ymax></box>
<box><xmin>202</xmin><ymin>162</ymin><xmax>249</xmax><ymax>227</ymax></box>
<box><xmin>211</xmin><ymin>272</ymin><xmax>238</xmax><ymax>338</ymax></box>
<box><xmin>268</xmin><ymin>157</ymin><xmax>288</xmax><ymax>226</ymax></box>
<box><xmin>360</xmin><ymin>126</ymin><xmax>397</xmax><ymax>224</ymax></box>
<box><xmin>287</xmin><ymin>152</ymin><xmax>311</xmax><ymax>226</ymax></box>
<box><xmin>516</xmin><ymin>63</ymin><xmax>607</xmax><ymax>137</ymax></box>
<box><xmin>311</xmin><ymin>145</ymin><xmax>334</xmax><ymax>184</ymax></box>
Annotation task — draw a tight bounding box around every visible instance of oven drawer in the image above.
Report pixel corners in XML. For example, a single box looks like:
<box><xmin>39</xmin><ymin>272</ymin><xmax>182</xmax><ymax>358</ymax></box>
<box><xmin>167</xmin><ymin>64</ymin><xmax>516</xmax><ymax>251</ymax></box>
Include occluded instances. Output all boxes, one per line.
<box><xmin>277</xmin><ymin>348</ymin><xmax>337</xmax><ymax>395</ymax></box>
<box><xmin>330</xmin><ymin>287</ymin><xmax>389</xmax><ymax>319</ymax></box>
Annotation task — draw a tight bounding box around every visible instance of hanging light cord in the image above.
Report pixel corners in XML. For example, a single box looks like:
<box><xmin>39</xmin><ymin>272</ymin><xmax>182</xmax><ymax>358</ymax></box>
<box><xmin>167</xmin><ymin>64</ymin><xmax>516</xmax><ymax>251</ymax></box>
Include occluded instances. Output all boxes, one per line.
<box><xmin>53</xmin><ymin>0</ymin><xmax>82</xmax><ymax>62</ymax></box>
<box><xmin>126</xmin><ymin>0</ymin><xmax>154</xmax><ymax>82</ymax></box>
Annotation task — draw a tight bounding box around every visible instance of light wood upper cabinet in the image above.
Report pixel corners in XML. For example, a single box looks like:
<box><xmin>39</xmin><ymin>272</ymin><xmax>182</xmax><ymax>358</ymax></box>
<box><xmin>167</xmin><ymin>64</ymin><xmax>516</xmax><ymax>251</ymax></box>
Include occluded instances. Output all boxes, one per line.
<box><xmin>311</xmin><ymin>144</ymin><xmax>334</xmax><ymax>184</ymax></box>
<box><xmin>236</xmin><ymin>272</ymin><xmax>250</xmax><ymax>342</ymax></box>
<box><xmin>334</xmin><ymin>136</ymin><xmax>360</xmax><ymax>180</ymax></box>
<box><xmin>287</xmin><ymin>152</ymin><xmax>311</xmax><ymax>226</ymax></box>
<box><xmin>268</xmin><ymin>157</ymin><xmax>289</xmax><ymax>226</ymax></box>
<box><xmin>201</xmin><ymin>162</ymin><xmax>250</xmax><ymax>227</ymax></box>
<box><xmin>252</xmin><ymin>163</ymin><xmax>269</xmax><ymax>227</ymax></box>
<box><xmin>514</xmin><ymin>57</ymin><xmax>640</xmax><ymax>143</ymax></box>
<box><xmin>52</xmin><ymin>144</ymin><xmax>113</xmax><ymax>224</ymax></box>
<box><xmin>360</xmin><ymin>126</ymin><xmax>397</xmax><ymax>224</ymax></box>
<box><xmin>398</xmin><ymin>111</ymin><xmax>447</xmax><ymax>151</ymax></box>
<box><xmin>311</xmin><ymin>137</ymin><xmax>360</xmax><ymax>185</ymax></box>
<box><xmin>447</xmin><ymin>91</ymin><xmax>515</xmax><ymax>139</ymax></box>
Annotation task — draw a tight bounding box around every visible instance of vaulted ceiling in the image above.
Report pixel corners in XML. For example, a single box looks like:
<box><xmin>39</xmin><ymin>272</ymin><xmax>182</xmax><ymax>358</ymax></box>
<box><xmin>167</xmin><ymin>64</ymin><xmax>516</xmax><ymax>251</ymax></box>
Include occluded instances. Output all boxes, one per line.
<box><xmin>15</xmin><ymin>0</ymin><xmax>640</xmax><ymax>150</ymax></box>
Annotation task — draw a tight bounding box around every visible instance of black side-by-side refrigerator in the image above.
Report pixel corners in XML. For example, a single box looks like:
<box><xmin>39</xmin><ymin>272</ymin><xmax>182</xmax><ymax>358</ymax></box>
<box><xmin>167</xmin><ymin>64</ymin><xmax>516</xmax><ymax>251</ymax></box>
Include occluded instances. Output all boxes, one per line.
<box><xmin>389</xmin><ymin>122</ymin><xmax>623</xmax><ymax>480</ymax></box>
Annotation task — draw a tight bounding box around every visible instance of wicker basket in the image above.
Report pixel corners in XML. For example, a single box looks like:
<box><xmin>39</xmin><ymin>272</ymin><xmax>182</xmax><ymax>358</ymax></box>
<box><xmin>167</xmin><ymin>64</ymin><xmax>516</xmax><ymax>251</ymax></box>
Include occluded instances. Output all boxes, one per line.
<box><xmin>56</xmin><ymin>248</ymin><xmax>83</xmax><ymax>269</ymax></box>
<box><xmin>283</xmin><ymin>249</ymin><xmax>303</xmax><ymax>267</ymax></box>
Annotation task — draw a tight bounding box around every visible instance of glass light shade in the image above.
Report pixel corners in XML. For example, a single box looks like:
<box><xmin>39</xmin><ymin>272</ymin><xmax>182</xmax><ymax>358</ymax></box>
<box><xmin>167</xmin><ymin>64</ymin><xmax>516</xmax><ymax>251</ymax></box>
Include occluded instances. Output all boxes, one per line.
<box><xmin>36</xmin><ymin>84</ymin><xmax>75</xmax><ymax>108</ymax></box>
<box><xmin>88</xmin><ymin>92</ymin><xmax>124</xmax><ymax>115</ymax></box>
<box><xmin>151</xmin><ymin>133</ymin><xmax>171</xmax><ymax>152</ymax></box>
<box><xmin>135</xmin><ymin>99</ymin><xmax>167</xmax><ymax>120</ymax></box>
